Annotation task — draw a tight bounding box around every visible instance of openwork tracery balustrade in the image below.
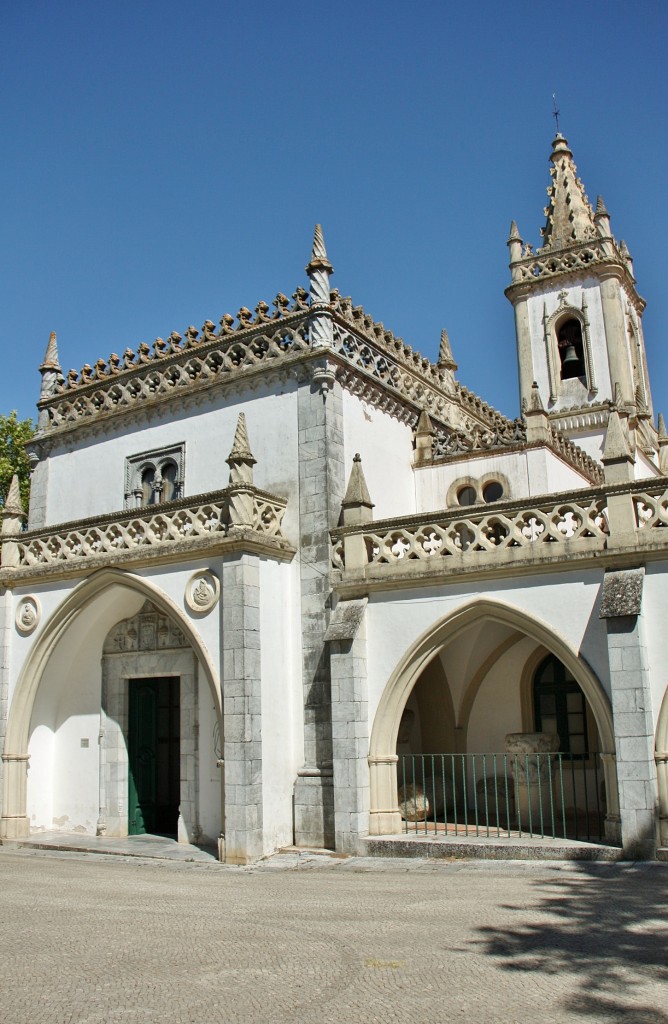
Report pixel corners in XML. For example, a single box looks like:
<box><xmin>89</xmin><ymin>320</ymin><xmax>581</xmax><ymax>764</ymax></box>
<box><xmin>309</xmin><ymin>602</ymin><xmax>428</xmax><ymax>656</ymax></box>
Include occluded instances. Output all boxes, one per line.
<box><xmin>331</xmin><ymin>495</ymin><xmax>610</xmax><ymax>570</ymax></box>
<box><xmin>634</xmin><ymin>485</ymin><xmax>668</xmax><ymax>530</ymax></box>
<box><xmin>14</xmin><ymin>488</ymin><xmax>288</xmax><ymax>568</ymax></box>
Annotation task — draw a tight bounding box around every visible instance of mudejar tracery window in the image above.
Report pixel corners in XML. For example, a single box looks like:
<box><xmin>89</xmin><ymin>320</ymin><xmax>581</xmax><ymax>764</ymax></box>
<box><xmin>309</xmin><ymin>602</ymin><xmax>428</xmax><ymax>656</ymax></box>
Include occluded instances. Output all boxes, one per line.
<box><xmin>125</xmin><ymin>444</ymin><xmax>185</xmax><ymax>509</ymax></box>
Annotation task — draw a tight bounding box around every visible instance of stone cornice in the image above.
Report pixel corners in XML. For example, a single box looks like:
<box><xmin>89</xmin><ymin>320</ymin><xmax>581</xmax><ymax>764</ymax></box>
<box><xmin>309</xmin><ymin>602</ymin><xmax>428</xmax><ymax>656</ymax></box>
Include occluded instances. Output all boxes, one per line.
<box><xmin>0</xmin><ymin>530</ymin><xmax>295</xmax><ymax>587</ymax></box>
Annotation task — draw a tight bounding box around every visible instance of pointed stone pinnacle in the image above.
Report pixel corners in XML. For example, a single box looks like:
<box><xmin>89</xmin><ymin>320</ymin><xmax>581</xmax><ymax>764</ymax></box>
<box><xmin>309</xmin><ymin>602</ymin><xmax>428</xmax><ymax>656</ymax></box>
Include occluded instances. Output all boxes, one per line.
<box><xmin>343</xmin><ymin>453</ymin><xmax>373</xmax><ymax>508</ymax></box>
<box><xmin>603</xmin><ymin>408</ymin><xmax>632</xmax><ymax>463</ymax></box>
<box><xmin>306</xmin><ymin>223</ymin><xmax>333</xmax><ymax>275</ymax></box>
<box><xmin>4</xmin><ymin>474</ymin><xmax>24</xmax><ymax>517</ymax></box>
<box><xmin>595</xmin><ymin>195</ymin><xmax>609</xmax><ymax>217</ymax></box>
<box><xmin>40</xmin><ymin>331</ymin><xmax>61</xmax><ymax>371</ymax></box>
<box><xmin>437</xmin><ymin>329</ymin><xmax>457</xmax><ymax>371</ymax></box>
<box><xmin>226</xmin><ymin>412</ymin><xmax>256</xmax><ymax>465</ymax></box>
<box><xmin>508</xmin><ymin>220</ymin><xmax>521</xmax><ymax>240</ymax></box>
<box><xmin>416</xmin><ymin>409</ymin><xmax>433</xmax><ymax>435</ymax></box>
<box><xmin>528</xmin><ymin>381</ymin><xmax>544</xmax><ymax>412</ymax></box>
<box><xmin>658</xmin><ymin>413</ymin><xmax>667</xmax><ymax>441</ymax></box>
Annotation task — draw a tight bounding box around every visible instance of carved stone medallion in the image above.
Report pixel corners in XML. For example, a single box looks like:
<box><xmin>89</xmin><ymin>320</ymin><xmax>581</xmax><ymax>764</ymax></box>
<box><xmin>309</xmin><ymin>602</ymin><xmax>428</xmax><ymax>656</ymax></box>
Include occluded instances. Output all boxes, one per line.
<box><xmin>16</xmin><ymin>596</ymin><xmax>41</xmax><ymax>635</ymax></box>
<box><xmin>185</xmin><ymin>570</ymin><xmax>220</xmax><ymax>614</ymax></box>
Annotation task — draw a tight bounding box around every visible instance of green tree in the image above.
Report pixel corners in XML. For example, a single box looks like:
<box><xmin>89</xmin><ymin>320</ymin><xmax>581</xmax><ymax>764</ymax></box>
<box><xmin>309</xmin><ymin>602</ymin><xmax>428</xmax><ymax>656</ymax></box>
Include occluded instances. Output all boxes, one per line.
<box><xmin>0</xmin><ymin>412</ymin><xmax>35</xmax><ymax>517</ymax></box>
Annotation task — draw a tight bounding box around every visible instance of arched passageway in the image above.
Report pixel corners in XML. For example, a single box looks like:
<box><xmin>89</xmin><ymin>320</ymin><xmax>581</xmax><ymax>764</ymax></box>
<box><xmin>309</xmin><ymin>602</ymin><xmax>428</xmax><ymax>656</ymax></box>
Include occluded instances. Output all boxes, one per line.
<box><xmin>369</xmin><ymin>599</ymin><xmax>618</xmax><ymax>843</ymax></box>
<box><xmin>1</xmin><ymin>569</ymin><xmax>222</xmax><ymax>844</ymax></box>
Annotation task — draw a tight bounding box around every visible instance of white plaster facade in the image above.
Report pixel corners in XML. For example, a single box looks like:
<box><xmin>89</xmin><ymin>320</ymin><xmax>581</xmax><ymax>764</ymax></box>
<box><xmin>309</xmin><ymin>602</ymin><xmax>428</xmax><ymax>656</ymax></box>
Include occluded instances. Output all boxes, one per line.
<box><xmin>2</xmin><ymin>137</ymin><xmax>668</xmax><ymax>863</ymax></box>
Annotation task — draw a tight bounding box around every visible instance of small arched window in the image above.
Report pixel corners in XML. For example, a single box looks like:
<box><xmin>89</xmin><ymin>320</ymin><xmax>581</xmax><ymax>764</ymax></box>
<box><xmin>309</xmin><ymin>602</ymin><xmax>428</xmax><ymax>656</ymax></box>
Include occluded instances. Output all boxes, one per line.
<box><xmin>160</xmin><ymin>461</ymin><xmax>178</xmax><ymax>503</ymax></box>
<box><xmin>141</xmin><ymin>465</ymin><xmax>156</xmax><ymax>506</ymax></box>
<box><xmin>125</xmin><ymin>443</ymin><xmax>186</xmax><ymax>510</ymax></box>
<box><xmin>533</xmin><ymin>654</ymin><xmax>588</xmax><ymax>757</ymax></box>
<box><xmin>557</xmin><ymin>318</ymin><xmax>586</xmax><ymax>381</ymax></box>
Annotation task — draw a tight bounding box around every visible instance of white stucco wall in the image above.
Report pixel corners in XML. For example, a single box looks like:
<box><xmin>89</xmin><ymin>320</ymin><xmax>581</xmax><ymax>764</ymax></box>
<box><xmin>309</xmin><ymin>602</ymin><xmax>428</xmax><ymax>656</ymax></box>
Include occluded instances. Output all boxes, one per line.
<box><xmin>42</xmin><ymin>379</ymin><xmax>300</xmax><ymax>533</ymax></box>
<box><xmin>342</xmin><ymin>391</ymin><xmax>416</xmax><ymax>519</ymax></box>
<box><xmin>415</xmin><ymin>447</ymin><xmax>591</xmax><ymax>513</ymax></box>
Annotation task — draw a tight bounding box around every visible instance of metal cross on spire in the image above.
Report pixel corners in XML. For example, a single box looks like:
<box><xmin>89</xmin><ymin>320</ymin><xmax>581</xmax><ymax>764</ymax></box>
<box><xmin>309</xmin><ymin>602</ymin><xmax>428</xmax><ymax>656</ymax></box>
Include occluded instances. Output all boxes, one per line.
<box><xmin>552</xmin><ymin>94</ymin><xmax>560</xmax><ymax>133</ymax></box>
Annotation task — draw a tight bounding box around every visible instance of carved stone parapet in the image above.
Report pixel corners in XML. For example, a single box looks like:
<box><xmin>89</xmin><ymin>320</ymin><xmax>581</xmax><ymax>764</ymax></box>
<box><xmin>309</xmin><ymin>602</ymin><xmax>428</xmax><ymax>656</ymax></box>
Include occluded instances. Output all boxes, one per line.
<box><xmin>7</xmin><ymin>485</ymin><xmax>289</xmax><ymax>572</ymax></box>
<box><xmin>332</xmin><ymin>494</ymin><xmax>610</xmax><ymax>569</ymax></box>
<box><xmin>505</xmin><ymin>240</ymin><xmax>644</xmax><ymax>313</ymax></box>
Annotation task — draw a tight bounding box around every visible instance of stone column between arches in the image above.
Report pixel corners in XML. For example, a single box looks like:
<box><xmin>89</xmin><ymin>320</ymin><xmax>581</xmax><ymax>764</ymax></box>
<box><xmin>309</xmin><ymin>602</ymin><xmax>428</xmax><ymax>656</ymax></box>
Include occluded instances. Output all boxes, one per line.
<box><xmin>600</xmin><ymin>568</ymin><xmax>659</xmax><ymax>858</ymax></box>
<box><xmin>221</xmin><ymin>552</ymin><xmax>263</xmax><ymax>865</ymax></box>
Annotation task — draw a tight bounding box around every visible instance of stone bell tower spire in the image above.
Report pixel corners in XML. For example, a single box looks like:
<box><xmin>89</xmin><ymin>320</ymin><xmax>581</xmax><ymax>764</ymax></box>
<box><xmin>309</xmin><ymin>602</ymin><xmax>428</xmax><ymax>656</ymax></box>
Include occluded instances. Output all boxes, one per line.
<box><xmin>506</xmin><ymin>131</ymin><xmax>655</xmax><ymax>463</ymax></box>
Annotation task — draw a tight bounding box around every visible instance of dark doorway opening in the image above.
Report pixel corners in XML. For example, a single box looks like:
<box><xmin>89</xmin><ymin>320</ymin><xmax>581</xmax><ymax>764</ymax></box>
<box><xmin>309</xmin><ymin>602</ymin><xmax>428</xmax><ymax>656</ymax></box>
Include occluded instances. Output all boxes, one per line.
<box><xmin>128</xmin><ymin>677</ymin><xmax>180</xmax><ymax>837</ymax></box>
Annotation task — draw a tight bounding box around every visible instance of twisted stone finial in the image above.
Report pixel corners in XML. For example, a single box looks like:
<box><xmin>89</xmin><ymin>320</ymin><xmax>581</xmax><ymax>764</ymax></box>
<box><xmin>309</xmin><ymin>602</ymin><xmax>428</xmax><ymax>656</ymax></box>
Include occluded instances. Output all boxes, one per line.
<box><xmin>306</xmin><ymin>223</ymin><xmax>333</xmax><ymax>275</ymax></box>
<box><xmin>437</xmin><ymin>329</ymin><xmax>457</xmax><ymax>371</ymax></box>
<box><xmin>226</xmin><ymin>412</ymin><xmax>256</xmax><ymax>487</ymax></box>
<box><xmin>40</xmin><ymin>332</ymin><xmax>61</xmax><ymax>371</ymax></box>
<box><xmin>658</xmin><ymin>413</ymin><xmax>667</xmax><ymax>442</ymax></box>
<box><xmin>227</xmin><ymin>412</ymin><xmax>255</xmax><ymax>463</ymax></box>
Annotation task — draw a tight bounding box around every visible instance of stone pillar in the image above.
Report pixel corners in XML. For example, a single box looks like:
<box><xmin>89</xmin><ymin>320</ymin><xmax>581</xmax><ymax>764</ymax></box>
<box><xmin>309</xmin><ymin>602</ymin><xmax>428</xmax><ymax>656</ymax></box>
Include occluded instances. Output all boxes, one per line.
<box><xmin>600</xmin><ymin>567</ymin><xmax>659</xmax><ymax>858</ymax></box>
<box><xmin>0</xmin><ymin>754</ymin><xmax>30</xmax><ymax>839</ymax></box>
<box><xmin>368</xmin><ymin>755</ymin><xmax>401</xmax><ymax>836</ymax></box>
<box><xmin>293</xmin><ymin>361</ymin><xmax>346</xmax><ymax>849</ymax></box>
<box><xmin>221</xmin><ymin>552</ymin><xmax>263</xmax><ymax>864</ymax></box>
<box><xmin>512</xmin><ymin>295</ymin><xmax>534</xmax><ymax>412</ymax></box>
<box><xmin>599</xmin><ymin>273</ymin><xmax>634</xmax><ymax>406</ymax></box>
<box><xmin>327</xmin><ymin>599</ymin><xmax>369</xmax><ymax>853</ymax></box>
<box><xmin>656</xmin><ymin>751</ymin><xmax>668</xmax><ymax>847</ymax></box>
<box><xmin>0</xmin><ymin>588</ymin><xmax>12</xmax><ymax>826</ymax></box>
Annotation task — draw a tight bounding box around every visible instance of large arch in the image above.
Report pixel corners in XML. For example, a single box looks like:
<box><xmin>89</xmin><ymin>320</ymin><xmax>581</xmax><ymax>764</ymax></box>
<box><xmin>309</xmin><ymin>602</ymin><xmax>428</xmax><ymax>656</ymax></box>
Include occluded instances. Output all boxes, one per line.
<box><xmin>1</xmin><ymin>568</ymin><xmax>222</xmax><ymax>840</ymax></box>
<box><xmin>368</xmin><ymin>596</ymin><xmax>617</xmax><ymax>838</ymax></box>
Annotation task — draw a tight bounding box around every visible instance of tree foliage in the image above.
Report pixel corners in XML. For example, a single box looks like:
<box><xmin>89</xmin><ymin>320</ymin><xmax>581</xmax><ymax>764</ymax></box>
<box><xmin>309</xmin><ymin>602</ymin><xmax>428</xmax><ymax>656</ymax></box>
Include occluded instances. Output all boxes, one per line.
<box><xmin>0</xmin><ymin>412</ymin><xmax>35</xmax><ymax>517</ymax></box>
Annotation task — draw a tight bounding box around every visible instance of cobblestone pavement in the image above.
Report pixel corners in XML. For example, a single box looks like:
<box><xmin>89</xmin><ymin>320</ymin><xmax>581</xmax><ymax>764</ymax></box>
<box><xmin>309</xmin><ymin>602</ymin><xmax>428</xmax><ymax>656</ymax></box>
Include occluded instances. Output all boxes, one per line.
<box><xmin>1</xmin><ymin>849</ymin><xmax>666</xmax><ymax>1024</ymax></box>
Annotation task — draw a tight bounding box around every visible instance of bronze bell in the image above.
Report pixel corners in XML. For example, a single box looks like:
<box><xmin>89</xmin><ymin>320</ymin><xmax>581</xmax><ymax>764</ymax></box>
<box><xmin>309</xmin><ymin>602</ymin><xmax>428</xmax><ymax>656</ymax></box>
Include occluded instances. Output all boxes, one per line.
<box><xmin>562</xmin><ymin>344</ymin><xmax>579</xmax><ymax>367</ymax></box>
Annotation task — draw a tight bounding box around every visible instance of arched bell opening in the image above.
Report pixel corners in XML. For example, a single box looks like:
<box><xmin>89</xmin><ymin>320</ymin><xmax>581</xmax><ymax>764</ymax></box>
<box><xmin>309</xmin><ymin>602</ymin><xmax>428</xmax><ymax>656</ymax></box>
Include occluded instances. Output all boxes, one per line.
<box><xmin>557</xmin><ymin>316</ymin><xmax>586</xmax><ymax>381</ymax></box>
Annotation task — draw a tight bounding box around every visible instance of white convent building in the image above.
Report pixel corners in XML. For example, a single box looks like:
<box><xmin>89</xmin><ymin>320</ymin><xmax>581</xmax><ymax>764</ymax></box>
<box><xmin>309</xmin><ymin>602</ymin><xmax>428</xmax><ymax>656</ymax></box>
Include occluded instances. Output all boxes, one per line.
<box><xmin>2</xmin><ymin>133</ymin><xmax>668</xmax><ymax>862</ymax></box>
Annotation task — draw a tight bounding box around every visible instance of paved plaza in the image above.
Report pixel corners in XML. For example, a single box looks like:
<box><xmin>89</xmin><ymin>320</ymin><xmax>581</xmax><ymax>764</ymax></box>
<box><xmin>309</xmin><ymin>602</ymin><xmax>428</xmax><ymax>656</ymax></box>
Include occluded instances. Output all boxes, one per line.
<box><xmin>0</xmin><ymin>848</ymin><xmax>666</xmax><ymax>1024</ymax></box>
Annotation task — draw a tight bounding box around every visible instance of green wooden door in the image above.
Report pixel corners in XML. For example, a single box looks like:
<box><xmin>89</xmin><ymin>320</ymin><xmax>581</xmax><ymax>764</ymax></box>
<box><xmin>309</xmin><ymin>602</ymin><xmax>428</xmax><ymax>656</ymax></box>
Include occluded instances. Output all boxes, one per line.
<box><xmin>128</xmin><ymin>677</ymin><xmax>180</xmax><ymax>836</ymax></box>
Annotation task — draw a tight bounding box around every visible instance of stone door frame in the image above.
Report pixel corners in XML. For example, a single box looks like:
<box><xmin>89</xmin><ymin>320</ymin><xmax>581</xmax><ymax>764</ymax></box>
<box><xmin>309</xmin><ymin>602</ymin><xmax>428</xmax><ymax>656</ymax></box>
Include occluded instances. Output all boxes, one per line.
<box><xmin>100</xmin><ymin>647</ymin><xmax>199</xmax><ymax>842</ymax></box>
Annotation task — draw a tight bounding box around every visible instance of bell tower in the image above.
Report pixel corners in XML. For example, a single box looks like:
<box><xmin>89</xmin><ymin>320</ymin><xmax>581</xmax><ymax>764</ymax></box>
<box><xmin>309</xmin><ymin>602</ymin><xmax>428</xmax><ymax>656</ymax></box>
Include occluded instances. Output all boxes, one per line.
<box><xmin>506</xmin><ymin>133</ymin><xmax>657</xmax><ymax>463</ymax></box>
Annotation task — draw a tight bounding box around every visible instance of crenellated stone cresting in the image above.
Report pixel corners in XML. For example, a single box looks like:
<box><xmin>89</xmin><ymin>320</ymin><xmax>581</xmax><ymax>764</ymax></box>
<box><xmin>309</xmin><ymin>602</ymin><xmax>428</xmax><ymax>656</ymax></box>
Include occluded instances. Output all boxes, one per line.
<box><xmin>47</xmin><ymin>289</ymin><xmax>310</xmax><ymax>396</ymax></box>
<box><xmin>432</xmin><ymin>420</ymin><xmax>527</xmax><ymax>457</ymax></box>
<box><xmin>2</xmin><ymin>486</ymin><xmax>289</xmax><ymax>570</ymax></box>
<box><xmin>506</xmin><ymin>237</ymin><xmax>643</xmax><ymax>305</ymax></box>
<box><xmin>331</xmin><ymin>493</ymin><xmax>610</xmax><ymax>570</ymax></box>
<box><xmin>38</xmin><ymin>316</ymin><xmax>312</xmax><ymax>432</ymax></box>
<box><xmin>548</xmin><ymin>427</ymin><xmax>604</xmax><ymax>485</ymax></box>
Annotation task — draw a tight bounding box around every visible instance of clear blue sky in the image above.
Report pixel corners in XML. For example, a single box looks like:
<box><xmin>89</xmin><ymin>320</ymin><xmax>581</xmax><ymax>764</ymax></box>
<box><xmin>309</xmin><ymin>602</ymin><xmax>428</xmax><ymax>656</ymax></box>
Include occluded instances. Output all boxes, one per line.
<box><xmin>3</xmin><ymin>1</ymin><xmax>667</xmax><ymax>424</ymax></box>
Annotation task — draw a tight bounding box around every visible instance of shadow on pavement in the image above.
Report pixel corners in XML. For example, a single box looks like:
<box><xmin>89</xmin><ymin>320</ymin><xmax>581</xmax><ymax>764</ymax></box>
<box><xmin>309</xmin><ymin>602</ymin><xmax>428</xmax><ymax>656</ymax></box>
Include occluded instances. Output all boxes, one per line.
<box><xmin>474</xmin><ymin>864</ymin><xmax>668</xmax><ymax>1022</ymax></box>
